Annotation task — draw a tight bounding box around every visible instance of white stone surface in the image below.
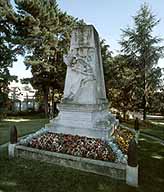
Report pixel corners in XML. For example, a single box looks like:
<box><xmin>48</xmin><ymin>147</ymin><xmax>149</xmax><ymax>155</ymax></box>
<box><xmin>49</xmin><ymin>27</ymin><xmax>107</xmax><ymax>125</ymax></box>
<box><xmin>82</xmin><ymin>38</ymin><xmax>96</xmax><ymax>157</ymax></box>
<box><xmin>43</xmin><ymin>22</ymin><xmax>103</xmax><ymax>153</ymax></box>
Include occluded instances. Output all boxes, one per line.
<box><xmin>49</xmin><ymin>25</ymin><xmax>117</xmax><ymax>139</ymax></box>
<box><xmin>135</xmin><ymin>130</ymin><xmax>140</xmax><ymax>144</ymax></box>
<box><xmin>8</xmin><ymin>143</ymin><xmax>16</xmax><ymax>158</ymax></box>
<box><xmin>126</xmin><ymin>165</ymin><xmax>139</xmax><ymax>187</ymax></box>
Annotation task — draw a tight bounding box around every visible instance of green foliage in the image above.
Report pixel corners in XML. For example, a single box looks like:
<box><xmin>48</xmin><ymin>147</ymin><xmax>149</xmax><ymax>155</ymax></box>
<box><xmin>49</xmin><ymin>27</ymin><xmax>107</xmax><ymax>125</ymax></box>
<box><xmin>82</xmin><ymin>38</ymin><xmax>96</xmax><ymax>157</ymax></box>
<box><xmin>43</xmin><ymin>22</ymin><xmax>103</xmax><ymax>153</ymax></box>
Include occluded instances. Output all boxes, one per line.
<box><xmin>0</xmin><ymin>0</ymin><xmax>20</xmax><ymax>117</ymax></box>
<box><xmin>12</xmin><ymin>0</ymin><xmax>80</xmax><ymax>116</ymax></box>
<box><xmin>100</xmin><ymin>39</ymin><xmax>112</xmax><ymax>85</ymax></box>
<box><xmin>106</xmin><ymin>55</ymin><xmax>139</xmax><ymax>118</ymax></box>
<box><xmin>101</xmin><ymin>40</ymin><xmax>139</xmax><ymax>117</ymax></box>
<box><xmin>148</xmin><ymin>88</ymin><xmax>164</xmax><ymax>115</ymax></box>
<box><xmin>120</xmin><ymin>3</ymin><xmax>164</xmax><ymax>119</ymax></box>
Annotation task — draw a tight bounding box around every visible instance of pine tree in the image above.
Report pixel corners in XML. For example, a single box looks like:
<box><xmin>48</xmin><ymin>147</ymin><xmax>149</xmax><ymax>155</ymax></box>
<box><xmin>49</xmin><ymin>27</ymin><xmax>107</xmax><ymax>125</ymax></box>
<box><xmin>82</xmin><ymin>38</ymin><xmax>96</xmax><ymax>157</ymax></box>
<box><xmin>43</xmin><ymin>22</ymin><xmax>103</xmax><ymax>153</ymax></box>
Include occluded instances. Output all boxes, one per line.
<box><xmin>120</xmin><ymin>4</ymin><xmax>164</xmax><ymax>120</ymax></box>
<box><xmin>14</xmin><ymin>0</ymin><xmax>79</xmax><ymax>116</ymax></box>
<box><xmin>0</xmin><ymin>0</ymin><xmax>19</xmax><ymax>118</ymax></box>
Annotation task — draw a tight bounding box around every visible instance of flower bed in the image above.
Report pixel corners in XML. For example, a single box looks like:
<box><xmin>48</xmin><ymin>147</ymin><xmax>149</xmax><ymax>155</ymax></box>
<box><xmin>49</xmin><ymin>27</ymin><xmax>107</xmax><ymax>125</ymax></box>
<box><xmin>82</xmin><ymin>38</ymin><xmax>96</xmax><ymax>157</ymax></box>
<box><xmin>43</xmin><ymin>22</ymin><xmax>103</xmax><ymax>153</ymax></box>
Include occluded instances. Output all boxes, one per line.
<box><xmin>113</xmin><ymin>127</ymin><xmax>135</xmax><ymax>154</ymax></box>
<box><xmin>23</xmin><ymin>132</ymin><xmax>116</xmax><ymax>162</ymax></box>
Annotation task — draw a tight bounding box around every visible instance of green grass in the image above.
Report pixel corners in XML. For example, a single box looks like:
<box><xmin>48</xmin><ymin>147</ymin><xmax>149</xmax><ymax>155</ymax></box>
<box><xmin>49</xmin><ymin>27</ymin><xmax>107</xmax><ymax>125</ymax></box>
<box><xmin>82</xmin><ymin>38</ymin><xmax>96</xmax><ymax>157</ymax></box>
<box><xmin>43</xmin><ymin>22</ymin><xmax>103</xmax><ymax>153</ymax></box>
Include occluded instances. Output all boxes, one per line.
<box><xmin>0</xmin><ymin>116</ymin><xmax>164</xmax><ymax>191</ymax></box>
<box><xmin>143</xmin><ymin>120</ymin><xmax>164</xmax><ymax>140</ymax></box>
<box><xmin>123</xmin><ymin>119</ymin><xmax>164</xmax><ymax>140</ymax></box>
<box><xmin>0</xmin><ymin>116</ymin><xmax>49</xmax><ymax>145</ymax></box>
<box><xmin>0</xmin><ymin>136</ymin><xmax>164</xmax><ymax>192</ymax></box>
<box><xmin>137</xmin><ymin>137</ymin><xmax>164</xmax><ymax>191</ymax></box>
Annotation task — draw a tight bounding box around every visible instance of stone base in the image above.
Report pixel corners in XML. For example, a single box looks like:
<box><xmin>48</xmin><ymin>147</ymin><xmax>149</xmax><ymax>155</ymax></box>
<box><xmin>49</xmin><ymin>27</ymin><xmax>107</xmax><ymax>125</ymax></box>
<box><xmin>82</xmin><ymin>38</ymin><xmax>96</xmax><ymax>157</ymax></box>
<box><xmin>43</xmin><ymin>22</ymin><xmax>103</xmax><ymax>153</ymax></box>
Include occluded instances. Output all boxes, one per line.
<box><xmin>8</xmin><ymin>143</ymin><xmax>16</xmax><ymax>159</ymax></box>
<box><xmin>15</xmin><ymin>145</ymin><xmax>126</xmax><ymax>181</ymax></box>
<box><xmin>47</xmin><ymin>103</ymin><xmax>118</xmax><ymax>140</ymax></box>
<box><xmin>126</xmin><ymin>165</ymin><xmax>139</xmax><ymax>187</ymax></box>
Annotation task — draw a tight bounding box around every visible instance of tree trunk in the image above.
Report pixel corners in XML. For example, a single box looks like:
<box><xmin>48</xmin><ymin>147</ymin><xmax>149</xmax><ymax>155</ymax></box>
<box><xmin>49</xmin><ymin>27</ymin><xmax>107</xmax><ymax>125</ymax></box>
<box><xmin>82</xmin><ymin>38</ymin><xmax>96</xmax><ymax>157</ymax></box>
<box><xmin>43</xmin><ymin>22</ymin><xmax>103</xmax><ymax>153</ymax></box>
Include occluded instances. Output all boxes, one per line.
<box><xmin>123</xmin><ymin>110</ymin><xmax>126</xmax><ymax>121</ymax></box>
<box><xmin>143</xmin><ymin>59</ymin><xmax>147</xmax><ymax>121</ymax></box>
<box><xmin>51</xmin><ymin>89</ymin><xmax>55</xmax><ymax>116</ymax></box>
<box><xmin>143</xmin><ymin>95</ymin><xmax>146</xmax><ymax>120</ymax></box>
<box><xmin>43</xmin><ymin>87</ymin><xmax>49</xmax><ymax>117</ymax></box>
<box><xmin>26</xmin><ymin>93</ymin><xmax>28</xmax><ymax>111</ymax></box>
<box><xmin>32</xmin><ymin>96</ymin><xmax>35</xmax><ymax>111</ymax></box>
<box><xmin>19</xmin><ymin>101</ymin><xmax>21</xmax><ymax>112</ymax></box>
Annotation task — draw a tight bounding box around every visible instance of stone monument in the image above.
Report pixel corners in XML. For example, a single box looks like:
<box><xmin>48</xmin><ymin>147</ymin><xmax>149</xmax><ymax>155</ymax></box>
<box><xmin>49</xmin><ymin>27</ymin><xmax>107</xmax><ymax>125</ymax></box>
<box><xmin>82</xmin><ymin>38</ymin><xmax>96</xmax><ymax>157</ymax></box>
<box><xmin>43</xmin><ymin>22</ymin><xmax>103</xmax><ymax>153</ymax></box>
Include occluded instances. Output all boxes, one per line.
<box><xmin>48</xmin><ymin>25</ymin><xmax>118</xmax><ymax>139</ymax></box>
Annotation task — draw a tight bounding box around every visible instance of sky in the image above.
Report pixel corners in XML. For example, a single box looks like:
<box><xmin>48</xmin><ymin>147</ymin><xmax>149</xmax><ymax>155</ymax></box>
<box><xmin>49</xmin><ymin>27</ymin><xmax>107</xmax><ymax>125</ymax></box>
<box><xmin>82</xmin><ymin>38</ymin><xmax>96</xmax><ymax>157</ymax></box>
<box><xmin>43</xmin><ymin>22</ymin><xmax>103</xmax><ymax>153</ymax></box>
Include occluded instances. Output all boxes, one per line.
<box><xmin>10</xmin><ymin>0</ymin><xmax>164</xmax><ymax>78</ymax></box>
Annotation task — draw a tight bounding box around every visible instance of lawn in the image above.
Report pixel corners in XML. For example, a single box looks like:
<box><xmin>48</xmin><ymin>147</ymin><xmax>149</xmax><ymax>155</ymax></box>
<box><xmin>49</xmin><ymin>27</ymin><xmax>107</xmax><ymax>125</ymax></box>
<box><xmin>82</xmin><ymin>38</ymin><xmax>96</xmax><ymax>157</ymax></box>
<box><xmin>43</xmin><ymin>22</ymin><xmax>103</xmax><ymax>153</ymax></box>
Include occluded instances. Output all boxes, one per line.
<box><xmin>122</xmin><ymin>119</ymin><xmax>164</xmax><ymax>140</ymax></box>
<box><xmin>143</xmin><ymin>120</ymin><xmax>164</xmax><ymax>140</ymax></box>
<box><xmin>0</xmin><ymin>137</ymin><xmax>163</xmax><ymax>192</ymax></box>
<box><xmin>0</xmin><ymin>116</ymin><xmax>164</xmax><ymax>192</ymax></box>
<box><xmin>0</xmin><ymin>115</ymin><xmax>49</xmax><ymax>145</ymax></box>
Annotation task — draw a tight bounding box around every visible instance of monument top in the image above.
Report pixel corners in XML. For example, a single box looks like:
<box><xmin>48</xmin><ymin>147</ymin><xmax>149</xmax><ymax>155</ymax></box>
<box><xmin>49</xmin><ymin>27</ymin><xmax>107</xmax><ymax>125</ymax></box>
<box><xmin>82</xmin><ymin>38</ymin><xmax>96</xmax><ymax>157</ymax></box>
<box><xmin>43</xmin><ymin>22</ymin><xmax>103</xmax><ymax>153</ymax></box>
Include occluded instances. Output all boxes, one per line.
<box><xmin>70</xmin><ymin>25</ymin><xmax>99</xmax><ymax>49</ymax></box>
<box><xmin>63</xmin><ymin>25</ymin><xmax>107</xmax><ymax>105</ymax></box>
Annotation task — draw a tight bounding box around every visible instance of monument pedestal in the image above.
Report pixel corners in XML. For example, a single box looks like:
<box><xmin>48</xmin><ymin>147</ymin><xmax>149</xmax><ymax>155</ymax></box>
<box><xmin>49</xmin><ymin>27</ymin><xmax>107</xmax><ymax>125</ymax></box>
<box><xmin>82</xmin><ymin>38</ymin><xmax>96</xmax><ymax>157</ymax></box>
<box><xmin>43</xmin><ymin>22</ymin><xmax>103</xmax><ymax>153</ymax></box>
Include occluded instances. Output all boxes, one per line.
<box><xmin>48</xmin><ymin>103</ymin><xmax>117</xmax><ymax>139</ymax></box>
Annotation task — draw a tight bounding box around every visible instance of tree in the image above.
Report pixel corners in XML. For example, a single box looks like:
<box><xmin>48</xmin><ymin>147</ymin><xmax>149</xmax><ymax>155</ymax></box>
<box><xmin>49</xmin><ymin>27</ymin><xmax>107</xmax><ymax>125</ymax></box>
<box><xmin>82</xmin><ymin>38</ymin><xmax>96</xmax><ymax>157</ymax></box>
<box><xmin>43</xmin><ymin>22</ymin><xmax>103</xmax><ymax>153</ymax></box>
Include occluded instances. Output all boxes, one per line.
<box><xmin>0</xmin><ymin>0</ymin><xmax>19</xmax><ymax>118</ymax></box>
<box><xmin>148</xmin><ymin>87</ymin><xmax>164</xmax><ymax>115</ymax></box>
<box><xmin>105</xmin><ymin>55</ymin><xmax>139</xmax><ymax>119</ymax></box>
<box><xmin>120</xmin><ymin>3</ymin><xmax>164</xmax><ymax>120</ymax></box>
<box><xmin>100</xmin><ymin>40</ymin><xmax>137</xmax><ymax>119</ymax></box>
<box><xmin>100</xmin><ymin>39</ymin><xmax>112</xmax><ymax>97</ymax></box>
<box><xmin>13</xmin><ymin>0</ymin><xmax>80</xmax><ymax>117</ymax></box>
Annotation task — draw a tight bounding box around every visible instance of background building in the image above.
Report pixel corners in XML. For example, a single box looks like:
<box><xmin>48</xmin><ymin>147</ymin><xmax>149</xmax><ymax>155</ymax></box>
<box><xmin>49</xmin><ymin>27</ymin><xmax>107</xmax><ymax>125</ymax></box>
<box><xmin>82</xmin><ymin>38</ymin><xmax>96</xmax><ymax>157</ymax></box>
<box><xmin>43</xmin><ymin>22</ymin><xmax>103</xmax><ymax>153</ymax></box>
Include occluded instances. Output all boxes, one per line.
<box><xmin>8</xmin><ymin>81</ymin><xmax>38</xmax><ymax>112</ymax></box>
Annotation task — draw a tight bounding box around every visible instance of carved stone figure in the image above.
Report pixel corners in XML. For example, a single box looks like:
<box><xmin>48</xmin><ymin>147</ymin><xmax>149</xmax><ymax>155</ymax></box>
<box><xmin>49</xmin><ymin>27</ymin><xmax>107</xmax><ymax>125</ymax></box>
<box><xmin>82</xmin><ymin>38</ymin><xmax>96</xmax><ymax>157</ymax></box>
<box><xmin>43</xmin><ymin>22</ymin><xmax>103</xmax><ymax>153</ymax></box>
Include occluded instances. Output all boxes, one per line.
<box><xmin>63</xmin><ymin>47</ymin><xmax>96</xmax><ymax>102</ymax></box>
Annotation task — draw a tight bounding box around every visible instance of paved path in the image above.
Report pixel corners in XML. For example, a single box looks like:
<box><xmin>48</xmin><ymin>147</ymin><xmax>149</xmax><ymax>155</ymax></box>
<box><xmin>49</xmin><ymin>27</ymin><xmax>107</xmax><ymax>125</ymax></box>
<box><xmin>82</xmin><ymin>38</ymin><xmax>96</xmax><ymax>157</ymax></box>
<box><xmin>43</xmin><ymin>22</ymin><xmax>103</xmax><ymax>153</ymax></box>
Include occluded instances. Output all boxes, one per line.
<box><xmin>147</xmin><ymin>115</ymin><xmax>164</xmax><ymax>120</ymax></box>
<box><xmin>140</xmin><ymin>131</ymin><xmax>164</xmax><ymax>145</ymax></box>
<box><xmin>0</xmin><ymin>142</ymin><xmax>9</xmax><ymax>149</ymax></box>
